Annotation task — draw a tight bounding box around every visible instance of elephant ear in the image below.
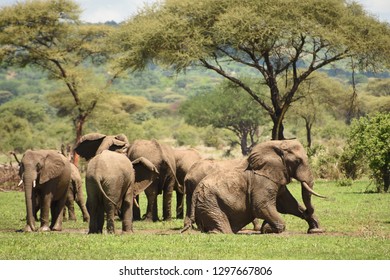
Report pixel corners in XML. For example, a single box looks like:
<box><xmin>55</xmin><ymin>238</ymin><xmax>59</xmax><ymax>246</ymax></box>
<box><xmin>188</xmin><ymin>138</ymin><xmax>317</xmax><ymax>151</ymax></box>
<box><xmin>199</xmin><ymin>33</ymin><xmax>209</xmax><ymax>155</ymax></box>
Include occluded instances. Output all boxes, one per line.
<box><xmin>75</xmin><ymin>133</ymin><xmax>107</xmax><ymax>160</ymax></box>
<box><xmin>39</xmin><ymin>153</ymin><xmax>66</xmax><ymax>184</ymax></box>
<box><xmin>247</xmin><ymin>141</ymin><xmax>290</xmax><ymax>185</ymax></box>
<box><xmin>132</xmin><ymin>157</ymin><xmax>160</xmax><ymax>195</ymax></box>
<box><xmin>108</xmin><ymin>134</ymin><xmax>129</xmax><ymax>153</ymax></box>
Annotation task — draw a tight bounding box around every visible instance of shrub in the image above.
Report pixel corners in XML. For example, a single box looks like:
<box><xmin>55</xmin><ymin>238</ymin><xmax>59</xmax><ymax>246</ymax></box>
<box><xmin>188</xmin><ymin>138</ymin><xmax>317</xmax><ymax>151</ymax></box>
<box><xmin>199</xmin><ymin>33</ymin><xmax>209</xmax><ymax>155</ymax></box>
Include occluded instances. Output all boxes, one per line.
<box><xmin>341</xmin><ymin>113</ymin><xmax>390</xmax><ymax>192</ymax></box>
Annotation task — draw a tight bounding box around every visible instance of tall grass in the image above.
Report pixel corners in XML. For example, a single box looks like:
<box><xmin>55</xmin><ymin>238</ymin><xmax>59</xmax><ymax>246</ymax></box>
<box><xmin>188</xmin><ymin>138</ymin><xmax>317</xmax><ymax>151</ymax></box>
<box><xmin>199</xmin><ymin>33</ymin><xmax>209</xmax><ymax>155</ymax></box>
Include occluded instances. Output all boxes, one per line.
<box><xmin>0</xmin><ymin>180</ymin><xmax>389</xmax><ymax>260</ymax></box>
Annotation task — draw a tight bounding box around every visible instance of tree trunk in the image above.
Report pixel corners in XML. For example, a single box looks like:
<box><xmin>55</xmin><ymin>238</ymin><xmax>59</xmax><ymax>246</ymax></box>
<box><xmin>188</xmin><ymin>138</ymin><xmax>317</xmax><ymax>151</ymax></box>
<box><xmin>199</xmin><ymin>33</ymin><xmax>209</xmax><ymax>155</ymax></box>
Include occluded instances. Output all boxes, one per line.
<box><xmin>305</xmin><ymin>118</ymin><xmax>313</xmax><ymax>148</ymax></box>
<box><xmin>72</xmin><ymin>115</ymin><xmax>86</xmax><ymax>167</ymax></box>
<box><xmin>240</xmin><ymin>130</ymin><xmax>249</xmax><ymax>156</ymax></box>
<box><xmin>271</xmin><ymin>112</ymin><xmax>285</xmax><ymax>140</ymax></box>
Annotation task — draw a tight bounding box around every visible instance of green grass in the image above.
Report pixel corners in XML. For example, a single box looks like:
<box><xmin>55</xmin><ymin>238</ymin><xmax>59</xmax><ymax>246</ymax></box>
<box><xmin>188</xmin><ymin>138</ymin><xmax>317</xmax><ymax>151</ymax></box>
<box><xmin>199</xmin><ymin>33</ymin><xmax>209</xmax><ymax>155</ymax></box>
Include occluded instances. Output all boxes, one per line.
<box><xmin>1</xmin><ymin>180</ymin><xmax>389</xmax><ymax>260</ymax></box>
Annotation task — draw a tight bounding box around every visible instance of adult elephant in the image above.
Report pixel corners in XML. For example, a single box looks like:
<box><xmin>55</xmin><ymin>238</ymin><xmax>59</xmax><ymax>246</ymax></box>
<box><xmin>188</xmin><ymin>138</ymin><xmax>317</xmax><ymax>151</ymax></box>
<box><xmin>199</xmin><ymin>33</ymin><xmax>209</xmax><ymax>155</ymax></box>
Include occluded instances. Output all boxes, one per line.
<box><xmin>75</xmin><ymin>133</ymin><xmax>159</xmax><ymax>233</ymax></box>
<box><xmin>18</xmin><ymin>150</ymin><xmax>71</xmax><ymax>232</ymax></box>
<box><xmin>128</xmin><ymin>139</ymin><xmax>179</xmax><ymax>222</ymax></box>
<box><xmin>186</xmin><ymin>140</ymin><xmax>325</xmax><ymax>234</ymax></box>
<box><xmin>63</xmin><ymin>163</ymin><xmax>90</xmax><ymax>222</ymax></box>
<box><xmin>182</xmin><ymin>158</ymin><xmax>248</xmax><ymax>229</ymax></box>
<box><xmin>85</xmin><ymin>150</ymin><xmax>158</xmax><ymax>234</ymax></box>
<box><xmin>173</xmin><ymin>148</ymin><xmax>202</xmax><ymax>219</ymax></box>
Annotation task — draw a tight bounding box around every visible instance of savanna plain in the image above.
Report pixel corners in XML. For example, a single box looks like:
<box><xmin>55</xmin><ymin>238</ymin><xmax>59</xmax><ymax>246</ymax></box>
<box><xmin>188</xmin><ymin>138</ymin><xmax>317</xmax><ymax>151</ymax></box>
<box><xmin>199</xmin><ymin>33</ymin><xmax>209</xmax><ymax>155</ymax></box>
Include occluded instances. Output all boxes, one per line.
<box><xmin>0</xmin><ymin>180</ymin><xmax>389</xmax><ymax>260</ymax></box>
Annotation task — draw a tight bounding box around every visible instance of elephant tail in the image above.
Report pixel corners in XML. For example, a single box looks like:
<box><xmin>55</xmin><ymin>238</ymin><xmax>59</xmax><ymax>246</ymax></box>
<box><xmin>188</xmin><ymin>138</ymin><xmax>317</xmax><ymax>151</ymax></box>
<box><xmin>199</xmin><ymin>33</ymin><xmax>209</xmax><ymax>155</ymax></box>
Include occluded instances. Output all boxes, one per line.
<box><xmin>95</xmin><ymin>178</ymin><xmax>121</xmax><ymax>216</ymax></box>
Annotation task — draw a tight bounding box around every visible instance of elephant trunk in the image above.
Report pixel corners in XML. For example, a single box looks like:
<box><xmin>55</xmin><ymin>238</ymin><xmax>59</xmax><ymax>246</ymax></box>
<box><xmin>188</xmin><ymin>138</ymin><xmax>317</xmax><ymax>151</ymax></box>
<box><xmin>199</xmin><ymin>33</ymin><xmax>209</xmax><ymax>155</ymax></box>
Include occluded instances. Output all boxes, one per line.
<box><xmin>24</xmin><ymin>175</ymin><xmax>37</xmax><ymax>232</ymax></box>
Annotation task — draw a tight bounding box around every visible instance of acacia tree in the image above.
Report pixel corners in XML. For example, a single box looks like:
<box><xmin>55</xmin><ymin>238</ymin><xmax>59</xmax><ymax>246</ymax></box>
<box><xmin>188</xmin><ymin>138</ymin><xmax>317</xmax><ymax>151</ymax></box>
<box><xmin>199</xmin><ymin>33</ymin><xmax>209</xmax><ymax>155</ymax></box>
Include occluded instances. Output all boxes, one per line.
<box><xmin>180</xmin><ymin>81</ymin><xmax>268</xmax><ymax>155</ymax></box>
<box><xmin>0</xmin><ymin>0</ymin><xmax>115</xmax><ymax>163</ymax></box>
<box><xmin>287</xmin><ymin>72</ymin><xmax>350</xmax><ymax>147</ymax></box>
<box><xmin>113</xmin><ymin>0</ymin><xmax>390</xmax><ymax>140</ymax></box>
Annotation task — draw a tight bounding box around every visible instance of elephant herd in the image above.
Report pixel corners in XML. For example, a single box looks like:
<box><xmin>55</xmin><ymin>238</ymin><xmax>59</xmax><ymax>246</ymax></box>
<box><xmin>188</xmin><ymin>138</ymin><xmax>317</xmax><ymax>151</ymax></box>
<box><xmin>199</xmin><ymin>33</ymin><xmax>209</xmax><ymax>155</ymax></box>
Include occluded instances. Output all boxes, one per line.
<box><xmin>18</xmin><ymin>133</ymin><xmax>325</xmax><ymax>235</ymax></box>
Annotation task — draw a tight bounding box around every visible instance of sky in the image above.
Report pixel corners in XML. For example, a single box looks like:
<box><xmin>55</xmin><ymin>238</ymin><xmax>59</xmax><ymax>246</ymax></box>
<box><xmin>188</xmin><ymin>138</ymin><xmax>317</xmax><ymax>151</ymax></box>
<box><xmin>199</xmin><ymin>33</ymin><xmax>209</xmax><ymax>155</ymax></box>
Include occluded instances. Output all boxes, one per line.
<box><xmin>0</xmin><ymin>0</ymin><xmax>389</xmax><ymax>23</ymax></box>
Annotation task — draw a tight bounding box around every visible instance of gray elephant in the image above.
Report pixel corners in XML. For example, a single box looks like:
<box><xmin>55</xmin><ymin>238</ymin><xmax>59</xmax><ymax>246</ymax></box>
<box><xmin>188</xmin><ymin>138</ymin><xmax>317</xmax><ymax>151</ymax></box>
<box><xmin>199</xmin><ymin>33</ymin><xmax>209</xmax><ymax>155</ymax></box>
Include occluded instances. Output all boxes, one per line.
<box><xmin>173</xmin><ymin>148</ymin><xmax>202</xmax><ymax>219</ymax></box>
<box><xmin>127</xmin><ymin>139</ymin><xmax>179</xmax><ymax>222</ymax></box>
<box><xmin>18</xmin><ymin>150</ymin><xmax>71</xmax><ymax>232</ymax></box>
<box><xmin>186</xmin><ymin>140</ymin><xmax>325</xmax><ymax>234</ymax></box>
<box><xmin>63</xmin><ymin>163</ymin><xmax>90</xmax><ymax>222</ymax></box>
<box><xmin>74</xmin><ymin>132</ymin><xmax>129</xmax><ymax>161</ymax></box>
<box><xmin>85</xmin><ymin>150</ymin><xmax>158</xmax><ymax>234</ymax></box>
<box><xmin>182</xmin><ymin>157</ymin><xmax>245</xmax><ymax>228</ymax></box>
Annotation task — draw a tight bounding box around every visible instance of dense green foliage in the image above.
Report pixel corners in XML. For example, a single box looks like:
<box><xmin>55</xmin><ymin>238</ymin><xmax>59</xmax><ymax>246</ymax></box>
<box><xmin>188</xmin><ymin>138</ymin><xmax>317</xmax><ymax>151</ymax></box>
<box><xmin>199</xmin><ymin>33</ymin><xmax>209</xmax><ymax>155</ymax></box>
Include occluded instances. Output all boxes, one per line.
<box><xmin>113</xmin><ymin>0</ymin><xmax>390</xmax><ymax>140</ymax></box>
<box><xmin>0</xmin><ymin>0</ymin><xmax>116</xmax><ymax>149</ymax></box>
<box><xmin>0</xmin><ymin>180</ymin><xmax>389</xmax><ymax>259</ymax></box>
<box><xmin>342</xmin><ymin>113</ymin><xmax>390</xmax><ymax>192</ymax></box>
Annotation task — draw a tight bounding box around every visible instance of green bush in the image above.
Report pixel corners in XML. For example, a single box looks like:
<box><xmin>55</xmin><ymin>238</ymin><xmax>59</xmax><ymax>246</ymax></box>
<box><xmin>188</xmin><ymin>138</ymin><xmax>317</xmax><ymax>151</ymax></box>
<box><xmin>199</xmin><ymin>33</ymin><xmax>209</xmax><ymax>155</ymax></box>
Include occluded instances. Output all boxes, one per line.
<box><xmin>341</xmin><ymin>113</ymin><xmax>390</xmax><ymax>192</ymax></box>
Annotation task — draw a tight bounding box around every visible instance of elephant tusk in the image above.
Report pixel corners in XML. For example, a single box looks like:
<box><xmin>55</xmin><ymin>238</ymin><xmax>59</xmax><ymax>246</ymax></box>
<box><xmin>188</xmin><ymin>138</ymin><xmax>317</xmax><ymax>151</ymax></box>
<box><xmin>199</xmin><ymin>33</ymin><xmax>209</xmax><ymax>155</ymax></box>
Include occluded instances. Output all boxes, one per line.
<box><xmin>133</xmin><ymin>197</ymin><xmax>140</xmax><ymax>208</ymax></box>
<box><xmin>302</xmin><ymin>181</ymin><xmax>327</xmax><ymax>198</ymax></box>
<box><xmin>18</xmin><ymin>179</ymin><xmax>23</xmax><ymax>187</ymax></box>
<box><xmin>32</xmin><ymin>180</ymin><xmax>36</xmax><ymax>188</ymax></box>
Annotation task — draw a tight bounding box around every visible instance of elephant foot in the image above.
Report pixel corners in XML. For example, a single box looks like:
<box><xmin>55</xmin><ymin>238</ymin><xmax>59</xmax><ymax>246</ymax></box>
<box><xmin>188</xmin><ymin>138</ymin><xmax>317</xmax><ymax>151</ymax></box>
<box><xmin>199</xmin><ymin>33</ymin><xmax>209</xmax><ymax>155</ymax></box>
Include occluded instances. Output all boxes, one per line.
<box><xmin>260</xmin><ymin>221</ymin><xmax>285</xmax><ymax>234</ymax></box>
<box><xmin>24</xmin><ymin>225</ymin><xmax>35</xmax><ymax>232</ymax></box>
<box><xmin>38</xmin><ymin>225</ymin><xmax>51</xmax><ymax>232</ymax></box>
<box><xmin>307</xmin><ymin>227</ymin><xmax>325</xmax><ymax>234</ymax></box>
<box><xmin>122</xmin><ymin>229</ymin><xmax>134</xmax><ymax>234</ymax></box>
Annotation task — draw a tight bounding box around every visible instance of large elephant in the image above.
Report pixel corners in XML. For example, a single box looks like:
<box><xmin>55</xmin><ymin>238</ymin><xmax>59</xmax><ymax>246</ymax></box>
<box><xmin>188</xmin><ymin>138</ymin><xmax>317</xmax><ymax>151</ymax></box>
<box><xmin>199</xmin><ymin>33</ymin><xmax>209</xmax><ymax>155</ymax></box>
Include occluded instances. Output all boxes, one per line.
<box><xmin>186</xmin><ymin>140</ymin><xmax>325</xmax><ymax>234</ymax></box>
<box><xmin>173</xmin><ymin>148</ymin><xmax>202</xmax><ymax>219</ymax></box>
<box><xmin>182</xmin><ymin>158</ymin><xmax>246</xmax><ymax>228</ymax></box>
<box><xmin>63</xmin><ymin>163</ymin><xmax>90</xmax><ymax>222</ymax></box>
<box><xmin>127</xmin><ymin>139</ymin><xmax>179</xmax><ymax>221</ymax></box>
<box><xmin>85</xmin><ymin>150</ymin><xmax>158</xmax><ymax>234</ymax></box>
<box><xmin>18</xmin><ymin>150</ymin><xmax>71</xmax><ymax>232</ymax></box>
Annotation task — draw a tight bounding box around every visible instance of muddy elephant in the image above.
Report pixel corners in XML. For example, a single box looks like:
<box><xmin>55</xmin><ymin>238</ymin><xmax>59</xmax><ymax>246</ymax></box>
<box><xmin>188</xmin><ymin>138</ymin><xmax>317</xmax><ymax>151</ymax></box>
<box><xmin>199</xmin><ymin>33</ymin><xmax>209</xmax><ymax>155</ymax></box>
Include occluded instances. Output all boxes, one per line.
<box><xmin>127</xmin><ymin>139</ymin><xmax>179</xmax><ymax>221</ymax></box>
<box><xmin>173</xmin><ymin>148</ymin><xmax>202</xmax><ymax>219</ymax></box>
<box><xmin>63</xmin><ymin>163</ymin><xmax>89</xmax><ymax>222</ymax></box>
<box><xmin>86</xmin><ymin>150</ymin><xmax>158</xmax><ymax>234</ymax></box>
<box><xmin>18</xmin><ymin>150</ymin><xmax>71</xmax><ymax>232</ymax></box>
<box><xmin>182</xmin><ymin>158</ymin><xmax>246</xmax><ymax>228</ymax></box>
<box><xmin>186</xmin><ymin>140</ymin><xmax>325</xmax><ymax>234</ymax></box>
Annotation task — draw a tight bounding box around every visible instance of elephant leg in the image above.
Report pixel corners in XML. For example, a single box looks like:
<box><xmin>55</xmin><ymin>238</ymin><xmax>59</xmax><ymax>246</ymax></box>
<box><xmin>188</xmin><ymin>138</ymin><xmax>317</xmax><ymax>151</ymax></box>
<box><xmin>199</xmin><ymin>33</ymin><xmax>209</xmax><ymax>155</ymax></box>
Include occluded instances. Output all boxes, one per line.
<box><xmin>75</xmin><ymin>191</ymin><xmax>89</xmax><ymax>223</ymax></box>
<box><xmin>257</xmin><ymin>206</ymin><xmax>286</xmax><ymax>234</ymax></box>
<box><xmin>163</xmin><ymin>187</ymin><xmax>173</xmax><ymax>221</ymax></box>
<box><xmin>50</xmin><ymin>195</ymin><xmax>67</xmax><ymax>231</ymax></box>
<box><xmin>276</xmin><ymin>186</ymin><xmax>323</xmax><ymax>233</ymax></box>
<box><xmin>65</xmin><ymin>196</ymin><xmax>77</xmax><ymax>221</ymax></box>
<box><xmin>195</xmin><ymin>200</ymin><xmax>233</xmax><ymax>234</ymax></box>
<box><xmin>103</xmin><ymin>199</ymin><xmax>116</xmax><ymax>234</ymax></box>
<box><xmin>144</xmin><ymin>185</ymin><xmax>159</xmax><ymax>222</ymax></box>
<box><xmin>176</xmin><ymin>191</ymin><xmax>184</xmax><ymax>219</ymax></box>
<box><xmin>38</xmin><ymin>195</ymin><xmax>51</xmax><ymax>232</ymax></box>
<box><xmin>252</xmin><ymin>219</ymin><xmax>261</xmax><ymax>231</ymax></box>
<box><xmin>87</xmin><ymin>197</ymin><xmax>104</xmax><ymax>234</ymax></box>
<box><xmin>121</xmin><ymin>193</ymin><xmax>134</xmax><ymax>234</ymax></box>
<box><xmin>183</xmin><ymin>191</ymin><xmax>193</xmax><ymax>228</ymax></box>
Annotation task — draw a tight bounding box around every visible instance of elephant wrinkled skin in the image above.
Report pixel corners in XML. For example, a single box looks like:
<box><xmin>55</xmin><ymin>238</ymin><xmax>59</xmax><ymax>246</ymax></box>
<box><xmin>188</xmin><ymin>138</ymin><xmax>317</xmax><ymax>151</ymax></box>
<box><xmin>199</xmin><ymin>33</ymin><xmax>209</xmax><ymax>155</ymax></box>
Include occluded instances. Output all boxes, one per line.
<box><xmin>187</xmin><ymin>140</ymin><xmax>324</xmax><ymax>234</ymax></box>
<box><xmin>128</xmin><ymin>139</ymin><xmax>179</xmax><ymax>222</ymax></box>
<box><xmin>75</xmin><ymin>133</ymin><xmax>159</xmax><ymax>234</ymax></box>
<box><xmin>19</xmin><ymin>150</ymin><xmax>71</xmax><ymax>232</ymax></box>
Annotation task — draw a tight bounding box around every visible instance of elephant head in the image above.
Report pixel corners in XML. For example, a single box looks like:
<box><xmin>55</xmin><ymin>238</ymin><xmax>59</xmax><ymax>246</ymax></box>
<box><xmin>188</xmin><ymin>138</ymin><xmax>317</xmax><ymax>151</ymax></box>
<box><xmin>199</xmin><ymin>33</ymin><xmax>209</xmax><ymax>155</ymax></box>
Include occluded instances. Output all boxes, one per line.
<box><xmin>245</xmin><ymin>140</ymin><xmax>325</xmax><ymax>229</ymax></box>
<box><xmin>74</xmin><ymin>133</ymin><xmax>130</xmax><ymax>161</ymax></box>
<box><xmin>19</xmin><ymin>150</ymin><xmax>68</xmax><ymax>232</ymax></box>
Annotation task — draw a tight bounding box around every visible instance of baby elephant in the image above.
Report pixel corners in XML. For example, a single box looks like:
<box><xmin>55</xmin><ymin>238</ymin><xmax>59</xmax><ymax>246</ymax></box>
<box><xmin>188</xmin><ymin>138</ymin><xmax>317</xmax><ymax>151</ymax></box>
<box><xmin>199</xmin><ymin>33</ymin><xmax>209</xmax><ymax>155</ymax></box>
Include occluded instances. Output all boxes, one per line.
<box><xmin>86</xmin><ymin>150</ymin><xmax>158</xmax><ymax>234</ymax></box>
